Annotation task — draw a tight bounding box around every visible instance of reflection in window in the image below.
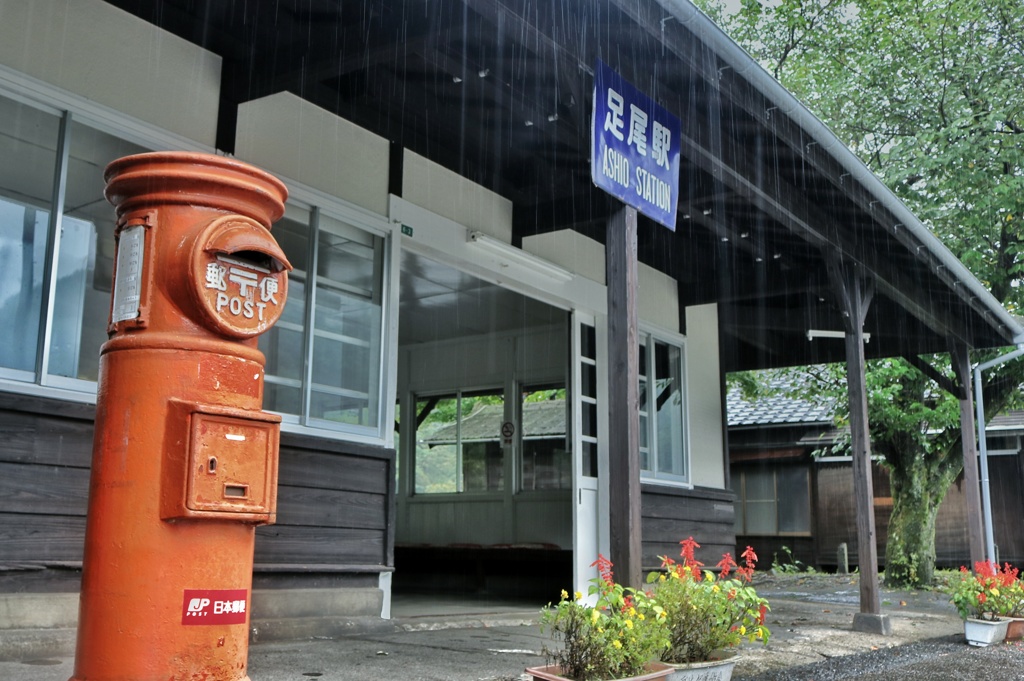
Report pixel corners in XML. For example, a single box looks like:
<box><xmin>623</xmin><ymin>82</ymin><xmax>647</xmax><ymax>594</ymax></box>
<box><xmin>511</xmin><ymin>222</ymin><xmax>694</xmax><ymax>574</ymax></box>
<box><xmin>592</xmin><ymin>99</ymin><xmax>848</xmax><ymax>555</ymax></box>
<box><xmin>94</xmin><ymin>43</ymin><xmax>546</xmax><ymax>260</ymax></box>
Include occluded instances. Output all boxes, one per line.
<box><xmin>49</xmin><ymin>121</ymin><xmax>147</xmax><ymax>382</ymax></box>
<box><xmin>309</xmin><ymin>215</ymin><xmax>384</xmax><ymax>427</ymax></box>
<box><xmin>0</xmin><ymin>96</ymin><xmax>59</xmax><ymax>375</ymax></box>
<box><xmin>259</xmin><ymin>210</ymin><xmax>309</xmax><ymax>415</ymax></box>
<box><xmin>414</xmin><ymin>390</ymin><xmax>504</xmax><ymax>494</ymax></box>
<box><xmin>520</xmin><ymin>386</ymin><xmax>570</xmax><ymax>490</ymax></box>
<box><xmin>640</xmin><ymin>332</ymin><xmax>688</xmax><ymax>483</ymax></box>
<box><xmin>0</xmin><ymin>88</ymin><xmax>391</xmax><ymax>439</ymax></box>
<box><xmin>731</xmin><ymin>466</ymin><xmax>811</xmax><ymax>535</ymax></box>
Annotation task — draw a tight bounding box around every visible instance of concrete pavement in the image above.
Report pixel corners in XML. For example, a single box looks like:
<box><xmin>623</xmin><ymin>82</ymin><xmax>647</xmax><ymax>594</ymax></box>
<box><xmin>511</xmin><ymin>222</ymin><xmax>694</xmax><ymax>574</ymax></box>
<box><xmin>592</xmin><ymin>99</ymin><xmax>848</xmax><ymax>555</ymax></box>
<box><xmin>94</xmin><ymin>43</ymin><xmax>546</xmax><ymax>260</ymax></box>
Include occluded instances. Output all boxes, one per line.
<box><xmin>4</xmin><ymin>575</ymin><xmax>1024</xmax><ymax>680</ymax></box>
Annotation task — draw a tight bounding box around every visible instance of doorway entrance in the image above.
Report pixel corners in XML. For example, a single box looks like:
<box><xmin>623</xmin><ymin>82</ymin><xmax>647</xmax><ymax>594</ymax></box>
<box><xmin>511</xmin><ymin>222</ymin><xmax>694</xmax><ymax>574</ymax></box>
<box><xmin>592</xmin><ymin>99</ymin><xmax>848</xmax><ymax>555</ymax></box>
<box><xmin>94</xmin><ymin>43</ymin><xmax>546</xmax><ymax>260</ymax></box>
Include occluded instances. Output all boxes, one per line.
<box><xmin>393</xmin><ymin>250</ymin><xmax>576</xmax><ymax>599</ymax></box>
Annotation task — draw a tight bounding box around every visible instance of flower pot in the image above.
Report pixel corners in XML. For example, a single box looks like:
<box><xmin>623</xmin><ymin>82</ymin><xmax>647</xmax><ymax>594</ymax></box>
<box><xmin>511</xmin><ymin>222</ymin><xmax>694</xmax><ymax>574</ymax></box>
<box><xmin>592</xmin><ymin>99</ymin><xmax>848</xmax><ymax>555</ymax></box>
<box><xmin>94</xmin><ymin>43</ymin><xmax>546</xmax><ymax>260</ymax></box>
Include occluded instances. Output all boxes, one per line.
<box><xmin>664</xmin><ymin>652</ymin><xmax>738</xmax><ymax>681</ymax></box>
<box><xmin>1004</xmin><ymin>617</ymin><xmax>1024</xmax><ymax>641</ymax></box>
<box><xmin>963</xmin><ymin>617</ymin><xmax>1009</xmax><ymax>646</ymax></box>
<box><xmin>525</xmin><ymin>662</ymin><xmax>673</xmax><ymax>681</ymax></box>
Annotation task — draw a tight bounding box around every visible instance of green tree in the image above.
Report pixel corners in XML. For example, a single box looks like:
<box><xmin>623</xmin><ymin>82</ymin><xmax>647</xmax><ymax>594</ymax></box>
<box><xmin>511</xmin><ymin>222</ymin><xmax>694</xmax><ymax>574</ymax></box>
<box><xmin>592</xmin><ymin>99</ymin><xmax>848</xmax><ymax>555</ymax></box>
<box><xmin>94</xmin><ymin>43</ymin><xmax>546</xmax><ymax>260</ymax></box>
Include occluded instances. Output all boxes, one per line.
<box><xmin>705</xmin><ymin>0</ymin><xmax>1024</xmax><ymax>586</ymax></box>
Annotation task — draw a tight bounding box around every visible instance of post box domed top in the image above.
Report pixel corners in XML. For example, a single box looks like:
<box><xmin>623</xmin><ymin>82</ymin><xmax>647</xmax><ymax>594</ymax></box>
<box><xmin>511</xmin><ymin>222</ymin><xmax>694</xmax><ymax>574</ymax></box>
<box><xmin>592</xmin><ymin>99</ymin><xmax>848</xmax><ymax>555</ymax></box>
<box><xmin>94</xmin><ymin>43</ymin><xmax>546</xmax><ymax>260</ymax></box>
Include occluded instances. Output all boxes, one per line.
<box><xmin>104</xmin><ymin>152</ymin><xmax>288</xmax><ymax>228</ymax></box>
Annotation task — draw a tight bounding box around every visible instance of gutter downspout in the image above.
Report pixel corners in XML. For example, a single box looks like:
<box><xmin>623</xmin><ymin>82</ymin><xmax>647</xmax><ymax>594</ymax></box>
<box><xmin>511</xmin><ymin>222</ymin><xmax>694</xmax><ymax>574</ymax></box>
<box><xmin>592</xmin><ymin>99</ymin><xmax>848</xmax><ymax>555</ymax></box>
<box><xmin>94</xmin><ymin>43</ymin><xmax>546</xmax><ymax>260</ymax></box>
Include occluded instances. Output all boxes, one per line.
<box><xmin>973</xmin><ymin>342</ymin><xmax>1024</xmax><ymax>564</ymax></box>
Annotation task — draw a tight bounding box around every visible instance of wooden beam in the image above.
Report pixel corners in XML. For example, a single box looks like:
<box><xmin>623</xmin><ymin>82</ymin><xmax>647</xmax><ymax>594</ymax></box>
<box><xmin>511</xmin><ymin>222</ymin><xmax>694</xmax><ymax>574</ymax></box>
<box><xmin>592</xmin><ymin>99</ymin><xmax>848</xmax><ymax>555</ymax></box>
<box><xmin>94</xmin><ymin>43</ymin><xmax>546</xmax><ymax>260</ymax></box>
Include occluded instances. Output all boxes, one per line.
<box><xmin>827</xmin><ymin>259</ymin><xmax>891</xmax><ymax>635</ymax></box>
<box><xmin>903</xmin><ymin>354</ymin><xmax>962</xmax><ymax>400</ymax></box>
<box><xmin>606</xmin><ymin>206</ymin><xmax>642</xmax><ymax>588</ymax></box>
<box><xmin>950</xmin><ymin>341</ymin><xmax>986</xmax><ymax>568</ymax></box>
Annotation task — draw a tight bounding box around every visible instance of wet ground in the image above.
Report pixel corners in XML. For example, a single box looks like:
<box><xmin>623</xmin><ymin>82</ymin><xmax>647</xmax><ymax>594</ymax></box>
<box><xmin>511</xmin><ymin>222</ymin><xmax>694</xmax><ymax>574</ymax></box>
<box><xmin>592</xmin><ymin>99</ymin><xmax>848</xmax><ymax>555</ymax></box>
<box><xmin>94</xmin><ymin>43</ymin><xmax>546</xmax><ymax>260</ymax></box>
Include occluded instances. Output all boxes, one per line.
<box><xmin>4</xmin><ymin>572</ymin><xmax>1024</xmax><ymax>680</ymax></box>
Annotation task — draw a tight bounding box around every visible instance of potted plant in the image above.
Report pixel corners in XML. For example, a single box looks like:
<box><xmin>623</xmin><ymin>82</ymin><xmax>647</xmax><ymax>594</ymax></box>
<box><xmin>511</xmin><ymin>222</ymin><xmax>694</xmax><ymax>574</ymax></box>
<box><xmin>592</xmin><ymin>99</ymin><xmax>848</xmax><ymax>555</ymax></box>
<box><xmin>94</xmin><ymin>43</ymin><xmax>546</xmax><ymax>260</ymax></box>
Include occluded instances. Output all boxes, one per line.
<box><xmin>530</xmin><ymin>555</ymin><xmax>672</xmax><ymax>681</ymax></box>
<box><xmin>947</xmin><ymin>561</ymin><xmax>1016</xmax><ymax>646</ymax></box>
<box><xmin>999</xmin><ymin>571</ymin><xmax>1024</xmax><ymax>640</ymax></box>
<box><xmin>645</xmin><ymin>538</ymin><xmax>770</xmax><ymax>681</ymax></box>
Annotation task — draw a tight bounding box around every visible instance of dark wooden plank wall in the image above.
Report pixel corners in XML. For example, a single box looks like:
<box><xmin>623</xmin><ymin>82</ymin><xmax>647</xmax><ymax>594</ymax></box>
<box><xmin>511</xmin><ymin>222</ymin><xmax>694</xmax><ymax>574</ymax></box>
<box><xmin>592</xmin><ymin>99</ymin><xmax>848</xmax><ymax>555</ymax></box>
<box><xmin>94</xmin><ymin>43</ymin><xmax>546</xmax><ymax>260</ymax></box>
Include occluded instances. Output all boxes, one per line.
<box><xmin>256</xmin><ymin>434</ymin><xmax>394</xmax><ymax>569</ymax></box>
<box><xmin>811</xmin><ymin>457</ymin><xmax>1024</xmax><ymax>570</ymax></box>
<box><xmin>813</xmin><ymin>461</ymin><xmax>889</xmax><ymax>569</ymax></box>
<box><xmin>641</xmin><ymin>485</ymin><xmax>735</xmax><ymax>571</ymax></box>
<box><xmin>0</xmin><ymin>397</ymin><xmax>94</xmax><ymax>568</ymax></box>
<box><xmin>0</xmin><ymin>393</ymin><xmax>395</xmax><ymax>591</ymax></box>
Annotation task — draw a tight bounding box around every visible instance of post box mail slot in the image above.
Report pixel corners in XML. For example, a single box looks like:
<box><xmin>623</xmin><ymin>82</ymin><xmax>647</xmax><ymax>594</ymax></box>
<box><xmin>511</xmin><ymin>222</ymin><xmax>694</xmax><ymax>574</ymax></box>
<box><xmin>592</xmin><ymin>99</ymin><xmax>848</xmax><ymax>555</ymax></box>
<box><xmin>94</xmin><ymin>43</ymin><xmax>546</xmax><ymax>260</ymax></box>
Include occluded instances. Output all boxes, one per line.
<box><xmin>162</xmin><ymin>402</ymin><xmax>280</xmax><ymax>522</ymax></box>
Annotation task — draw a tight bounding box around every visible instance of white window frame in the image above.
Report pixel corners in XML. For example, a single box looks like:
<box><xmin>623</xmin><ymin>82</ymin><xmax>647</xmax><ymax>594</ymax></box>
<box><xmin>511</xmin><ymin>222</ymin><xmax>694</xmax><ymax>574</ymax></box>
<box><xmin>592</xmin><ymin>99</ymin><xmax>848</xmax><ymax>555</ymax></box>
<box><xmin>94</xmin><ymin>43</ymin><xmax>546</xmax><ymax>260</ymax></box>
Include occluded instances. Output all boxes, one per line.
<box><xmin>638</xmin><ymin>327</ymin><xmax>690</xmax><ymax>486</ymax></box>
<box><xmin>0</xmin><ymin>72</ymin><xmax>399</xmax><ymax>447</ymax></box>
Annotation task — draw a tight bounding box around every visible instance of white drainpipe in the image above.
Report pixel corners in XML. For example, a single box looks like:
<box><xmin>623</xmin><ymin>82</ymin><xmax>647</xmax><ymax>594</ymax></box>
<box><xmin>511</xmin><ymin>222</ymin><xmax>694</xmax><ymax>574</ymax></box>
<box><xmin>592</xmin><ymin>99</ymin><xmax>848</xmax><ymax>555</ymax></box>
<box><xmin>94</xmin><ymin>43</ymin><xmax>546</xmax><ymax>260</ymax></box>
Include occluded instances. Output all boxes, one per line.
<box><xmin>973</xmin><ymin>344</ymin><xmax>1024</xmax><ymax>564</ymax></box>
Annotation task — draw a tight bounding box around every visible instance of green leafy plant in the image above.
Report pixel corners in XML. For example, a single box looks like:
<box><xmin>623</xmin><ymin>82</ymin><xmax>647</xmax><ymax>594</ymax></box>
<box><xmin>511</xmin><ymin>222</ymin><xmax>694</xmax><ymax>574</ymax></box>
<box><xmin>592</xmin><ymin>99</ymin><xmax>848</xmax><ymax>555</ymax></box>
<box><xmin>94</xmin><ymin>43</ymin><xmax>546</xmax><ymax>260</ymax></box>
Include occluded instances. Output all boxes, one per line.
<box><xmin>646</xmin><ymin>538</ymin><xmax>770</xmax><ymax>664</ymax></box>
<box><xmin>947</xmin><ymin>561</ymin><xmax>1022</xmax><ymax>620</ymax></box>
<box><xmin>771</xmin><ymin>545</ymin><xmax>814</xmax><ymax>575</ymax></box>
<box><xmin>540</xmin><ymin>556</ymin><xmax>669</xmax><ymax>680</ymax></box>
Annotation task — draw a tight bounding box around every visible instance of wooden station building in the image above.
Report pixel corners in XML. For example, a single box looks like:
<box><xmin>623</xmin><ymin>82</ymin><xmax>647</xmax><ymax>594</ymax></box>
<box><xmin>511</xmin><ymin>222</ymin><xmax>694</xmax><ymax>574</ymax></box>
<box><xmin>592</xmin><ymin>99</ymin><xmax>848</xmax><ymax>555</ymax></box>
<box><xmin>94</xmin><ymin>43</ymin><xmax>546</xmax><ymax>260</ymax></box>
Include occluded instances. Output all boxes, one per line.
<box><xmin>0</xmin><ymin>0</ymin><xmax>1019</xmax><ymax>644</ymax></box>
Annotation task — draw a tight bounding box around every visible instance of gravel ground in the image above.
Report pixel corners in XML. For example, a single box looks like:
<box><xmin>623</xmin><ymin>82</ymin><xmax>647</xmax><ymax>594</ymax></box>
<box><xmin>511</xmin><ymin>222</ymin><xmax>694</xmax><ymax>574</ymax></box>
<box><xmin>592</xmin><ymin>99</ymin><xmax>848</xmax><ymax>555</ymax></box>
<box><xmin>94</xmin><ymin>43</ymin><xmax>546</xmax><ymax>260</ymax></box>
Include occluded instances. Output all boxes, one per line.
<box><xmin>733</xmin><ymin>572</ymin><xmax>1024</xmax><ymax>680</ymax></box>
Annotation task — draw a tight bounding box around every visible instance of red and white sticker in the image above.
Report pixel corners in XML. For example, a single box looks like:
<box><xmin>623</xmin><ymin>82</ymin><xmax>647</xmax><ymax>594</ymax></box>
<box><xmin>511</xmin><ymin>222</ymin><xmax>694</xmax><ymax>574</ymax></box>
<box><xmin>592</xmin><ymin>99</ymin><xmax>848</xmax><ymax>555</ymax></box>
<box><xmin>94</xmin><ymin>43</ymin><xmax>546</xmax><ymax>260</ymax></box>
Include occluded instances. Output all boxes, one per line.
<box><xmin>181</xmin><ymin>589</ymin><xmax>249</xmax><ymax>625</ymax></box>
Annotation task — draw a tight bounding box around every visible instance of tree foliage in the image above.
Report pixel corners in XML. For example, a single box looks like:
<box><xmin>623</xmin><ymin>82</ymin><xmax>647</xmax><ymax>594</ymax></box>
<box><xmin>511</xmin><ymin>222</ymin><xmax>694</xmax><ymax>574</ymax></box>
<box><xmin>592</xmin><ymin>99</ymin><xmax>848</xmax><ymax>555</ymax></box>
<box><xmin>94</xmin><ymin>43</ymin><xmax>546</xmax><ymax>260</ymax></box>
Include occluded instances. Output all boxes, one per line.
<box><xmin>705</xmin><ymin>0</ymin><xmax>1024</xmax><ymax>585</ymax></box>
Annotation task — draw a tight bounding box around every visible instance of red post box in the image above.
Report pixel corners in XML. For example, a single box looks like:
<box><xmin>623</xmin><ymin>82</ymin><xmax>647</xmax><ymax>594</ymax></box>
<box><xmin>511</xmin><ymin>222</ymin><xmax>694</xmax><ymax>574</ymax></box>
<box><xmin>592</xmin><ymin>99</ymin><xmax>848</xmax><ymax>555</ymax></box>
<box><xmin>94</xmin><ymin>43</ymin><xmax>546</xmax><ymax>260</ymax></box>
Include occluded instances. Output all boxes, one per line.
<box><xmin>70</xmin><ymin>152</ymin><xmax>291</xmax><ymax>681</ymax></box>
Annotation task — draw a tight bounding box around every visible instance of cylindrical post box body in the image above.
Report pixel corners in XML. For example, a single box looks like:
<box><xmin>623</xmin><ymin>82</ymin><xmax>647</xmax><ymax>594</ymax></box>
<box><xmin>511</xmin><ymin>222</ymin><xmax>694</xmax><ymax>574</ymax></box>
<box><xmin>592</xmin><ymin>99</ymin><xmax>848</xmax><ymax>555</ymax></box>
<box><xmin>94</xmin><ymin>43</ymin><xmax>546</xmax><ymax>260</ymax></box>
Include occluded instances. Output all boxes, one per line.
<box><xmin>70</xmin><ymin>153</ymin><xmax>290</xmax><ymax>681</ymax></box>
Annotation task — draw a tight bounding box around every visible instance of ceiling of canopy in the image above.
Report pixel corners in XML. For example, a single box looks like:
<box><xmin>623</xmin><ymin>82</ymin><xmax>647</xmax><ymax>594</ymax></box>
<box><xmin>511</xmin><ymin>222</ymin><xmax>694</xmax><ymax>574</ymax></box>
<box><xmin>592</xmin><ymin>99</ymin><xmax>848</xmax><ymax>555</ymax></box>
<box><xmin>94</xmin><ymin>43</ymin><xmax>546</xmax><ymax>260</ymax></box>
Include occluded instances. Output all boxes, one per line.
<box><xmin>103</xmin><ymin>0</ymin><xmax>1022</xmax><ymax>371</ymax></box>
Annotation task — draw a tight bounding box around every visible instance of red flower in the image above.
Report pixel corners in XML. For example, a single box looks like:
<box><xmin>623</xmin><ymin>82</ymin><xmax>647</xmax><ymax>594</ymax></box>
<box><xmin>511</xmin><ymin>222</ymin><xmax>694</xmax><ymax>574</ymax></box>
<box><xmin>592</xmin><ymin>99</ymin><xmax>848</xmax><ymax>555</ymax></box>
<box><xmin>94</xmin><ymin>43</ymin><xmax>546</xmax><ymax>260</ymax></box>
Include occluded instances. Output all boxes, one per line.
<box><xmin>717</xmin><ymin>553</ymin><xmax>737</xmax><ymax>577</ymax></box>
<box><xmin>591</xmin><ymin>554</ymin><xmax>615</xmax><ymax>586</ymax></box>
<box><xmin>679</xmin><ymin>537</ymin><xmax>704</xmax><ymax>570</ymax></box>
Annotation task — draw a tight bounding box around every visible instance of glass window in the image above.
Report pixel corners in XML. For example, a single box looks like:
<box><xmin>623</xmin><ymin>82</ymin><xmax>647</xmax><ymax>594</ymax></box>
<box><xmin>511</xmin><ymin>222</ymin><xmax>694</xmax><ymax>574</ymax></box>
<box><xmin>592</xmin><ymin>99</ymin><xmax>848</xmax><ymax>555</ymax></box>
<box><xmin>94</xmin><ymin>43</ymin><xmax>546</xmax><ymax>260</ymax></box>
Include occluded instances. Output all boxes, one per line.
<box><xmin>640</xmin><ymin>332</ymin><xmax>688</xmax><ymax>483</ymax></box>
<box><xmin>48</xmin><ymin>121</ymin><xmax>147</xmax><ymax>382</ymax></box>
<box><xmin>520</xmin><ymin>386</ymin><xmax>570</xmax><ymax>490</ymax></box>
<box><xmin>259</xmin><ymin>208</ymin><xmax>310</xmax><ymax>415</ymax></box>
<box><xmin>732</xmin><ymin>466</ymin><xmax>811</xmax><ymax>535</ymax></box>
<box><xmin>0</xmin><ymin>95</ymin><xmax>60</xmax><ymax>376</ymax></box>
<box><xmin>579</xmin><ymin>322</ymin><xmax>599</xmax><ymax>478</ymax></box>
<box><xmin>414</xmin><ymin>390</ymin><xmax>504</xmax><ymax>494</ymax></box>
<box><xmin>308</xmin><ymin>214</ymin><xmax>385</xmax><ymax>427</ymax></box>
<box><xmin>0</xmin><ymin>87</ymin><xmax>391</xmax><ymax>440</ymax></box>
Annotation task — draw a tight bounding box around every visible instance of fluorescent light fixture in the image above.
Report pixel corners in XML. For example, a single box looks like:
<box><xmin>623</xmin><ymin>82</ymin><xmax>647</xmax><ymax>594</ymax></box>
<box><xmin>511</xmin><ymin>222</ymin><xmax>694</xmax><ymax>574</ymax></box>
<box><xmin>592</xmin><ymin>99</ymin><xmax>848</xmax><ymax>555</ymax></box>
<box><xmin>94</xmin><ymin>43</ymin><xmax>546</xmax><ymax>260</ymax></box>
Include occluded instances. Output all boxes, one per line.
<box><xmin>807</xmin><ymin>329</ymin><xmax>870</xmax><ymax>343</ymax></box>
<box><xmin>467</xmin><ymin>230</ymin><xmax>573</xmax><ymax>282</ymax></box>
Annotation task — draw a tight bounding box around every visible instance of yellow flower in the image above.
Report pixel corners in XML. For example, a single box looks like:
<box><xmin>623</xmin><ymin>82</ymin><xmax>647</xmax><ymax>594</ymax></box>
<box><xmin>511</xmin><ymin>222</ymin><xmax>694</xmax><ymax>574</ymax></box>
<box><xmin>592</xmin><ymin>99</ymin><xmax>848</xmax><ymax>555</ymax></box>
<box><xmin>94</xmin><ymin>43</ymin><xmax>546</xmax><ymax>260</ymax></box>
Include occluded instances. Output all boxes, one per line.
<box><xmin>612</xmin><ymin>639</ymin><xmax>622</xmax><ymax>649</ymax></box>
<box><xmin>628</xmin><ymin>607</ymin><xmax>636</xmax><ymax>617</ymax></box>
<box><xmin>591</xmin><ymin>610</ymin><xmax>600</xmax><ymax>625</ymax></box>
<box><xmin>712</xmin><ymin>585</ymin><xmax>720</xmax><ymax>593</ymax></box>
<box><xmin>560</xmin><ymin>589</ymin><xmax>569</xmax><ymax>601</ymax></box>
<box><xmin>574</xmin><ymin>591</ymin><xmax>583</xmax><ymax>601</ymax></box>
<box><xmin>755</xmin><ymin>627</ymin><xmax>764</xmax><ymax>639</ymax></box>
<box><xmin>624</xmin><ymin>619</ymin><xmax>633</xmax><ymax>630</ymax></box>
<box><xmin>659</xmin><ymin>574</ymin><xmax>667</xmax><ymax>583</ymax></box>
<box><xmin>992</xmin><ymin>588</ymin><xmax>1001</xmax><ymax>597</ymax></box>
<box><xmin>739</xmin><ymin>625</ymin><xmax>746</xmax><ymax>635</ymax></box>
<box><xmin>638</xmin><ymin>613</ymin><xmax>645</xmax><ymax>621</ymax></box>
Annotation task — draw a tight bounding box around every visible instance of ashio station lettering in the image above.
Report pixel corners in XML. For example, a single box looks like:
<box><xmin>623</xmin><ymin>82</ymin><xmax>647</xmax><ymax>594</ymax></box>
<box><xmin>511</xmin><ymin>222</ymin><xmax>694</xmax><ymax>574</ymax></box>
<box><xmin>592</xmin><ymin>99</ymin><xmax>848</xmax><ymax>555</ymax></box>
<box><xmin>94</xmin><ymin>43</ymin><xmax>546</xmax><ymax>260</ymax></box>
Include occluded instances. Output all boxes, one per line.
<box><xmin>591</xmin><ymin>60</ymin><xmax>681</xmax><ymax>231</ymax></box>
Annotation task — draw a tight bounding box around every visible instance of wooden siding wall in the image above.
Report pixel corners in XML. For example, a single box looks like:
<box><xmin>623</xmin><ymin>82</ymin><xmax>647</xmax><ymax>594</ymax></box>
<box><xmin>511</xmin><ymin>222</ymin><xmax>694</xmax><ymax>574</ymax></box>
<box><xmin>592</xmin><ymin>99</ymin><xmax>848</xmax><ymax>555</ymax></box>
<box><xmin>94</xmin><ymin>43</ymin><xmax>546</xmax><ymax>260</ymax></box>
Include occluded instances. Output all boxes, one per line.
<box><xmin>0</xmin><ymin>395</ymin><xmax>93</xmax><ymax>577</ymax></box>
<box><xmin>0</xmin><ymin>393</ymin><xmax>394</xmax><ymax>592</ymax></box>
<box><xmin>739</xmin><ymin>455</ymin><xmax>1024</xmax><ymax>572</ymax></box>
<box><xmin>256</xmin><ymin>432</ymin><xmax>395</xmax><ymax>575</ymax></box>
<box><xmin>641</xmin><ymin>485</ymin><xmax>735</xmax><ymax>570</ymax></box>
<box><xmin>812</xmin><ymin>461</ymin><xmax>889</xmax><ymax>569</ymax></box>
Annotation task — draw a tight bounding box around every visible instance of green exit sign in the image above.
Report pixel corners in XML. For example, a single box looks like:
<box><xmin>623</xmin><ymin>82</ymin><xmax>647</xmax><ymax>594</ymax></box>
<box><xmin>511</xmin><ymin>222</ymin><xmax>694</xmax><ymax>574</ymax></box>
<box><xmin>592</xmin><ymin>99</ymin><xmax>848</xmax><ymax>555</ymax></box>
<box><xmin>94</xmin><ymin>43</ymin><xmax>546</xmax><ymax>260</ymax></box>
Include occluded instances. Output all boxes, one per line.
<box><xmin>400</xmin><ymin>224</ymin><xmax>413</xmax><ymax>237</ymax></box>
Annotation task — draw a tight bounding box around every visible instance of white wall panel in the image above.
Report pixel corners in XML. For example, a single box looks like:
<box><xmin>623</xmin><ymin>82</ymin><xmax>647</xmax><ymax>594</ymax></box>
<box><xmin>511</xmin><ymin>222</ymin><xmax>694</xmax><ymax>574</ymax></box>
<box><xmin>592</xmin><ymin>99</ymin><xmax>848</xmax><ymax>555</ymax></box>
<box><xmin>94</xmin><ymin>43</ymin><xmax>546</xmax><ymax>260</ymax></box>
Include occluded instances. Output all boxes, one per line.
<box><xmin>236</xmin><ymin>92</ymin><xmax>389</xmax><ymax>215</ymax></box>
<box><xmin>0</xmin><ymin>0</ymin><xmax>220</xmax><ymax>146</ymax></box>
<box><xmin>522</xmin><ymin>230</ymin><xmax>606</xmax><ymax>285</ymax></box>
<box><xmin>638</xmin><ymin>263</ymin><xmax>679</xmax><ymax>333</ymax></box>
<box><xmin>685</xmin><ymin>303</ymin><xmax>725</xmax><ymax>488</ymax></box>
<box><xmin>402</xmin><ymin>151</ymin><xmax>512</xmax><ymax>242</ymax></box>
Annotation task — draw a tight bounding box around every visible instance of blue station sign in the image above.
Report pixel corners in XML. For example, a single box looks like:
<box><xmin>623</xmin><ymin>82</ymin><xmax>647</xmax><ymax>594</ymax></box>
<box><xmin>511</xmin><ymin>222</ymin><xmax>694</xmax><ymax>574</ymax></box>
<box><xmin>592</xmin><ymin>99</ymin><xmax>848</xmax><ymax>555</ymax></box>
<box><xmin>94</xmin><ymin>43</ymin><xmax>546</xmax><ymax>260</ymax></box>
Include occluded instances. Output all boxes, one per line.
<box><xmin>591</xmin><ymin>60</ymin><xmax>681</xmax><ymax>230</ymax></box>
